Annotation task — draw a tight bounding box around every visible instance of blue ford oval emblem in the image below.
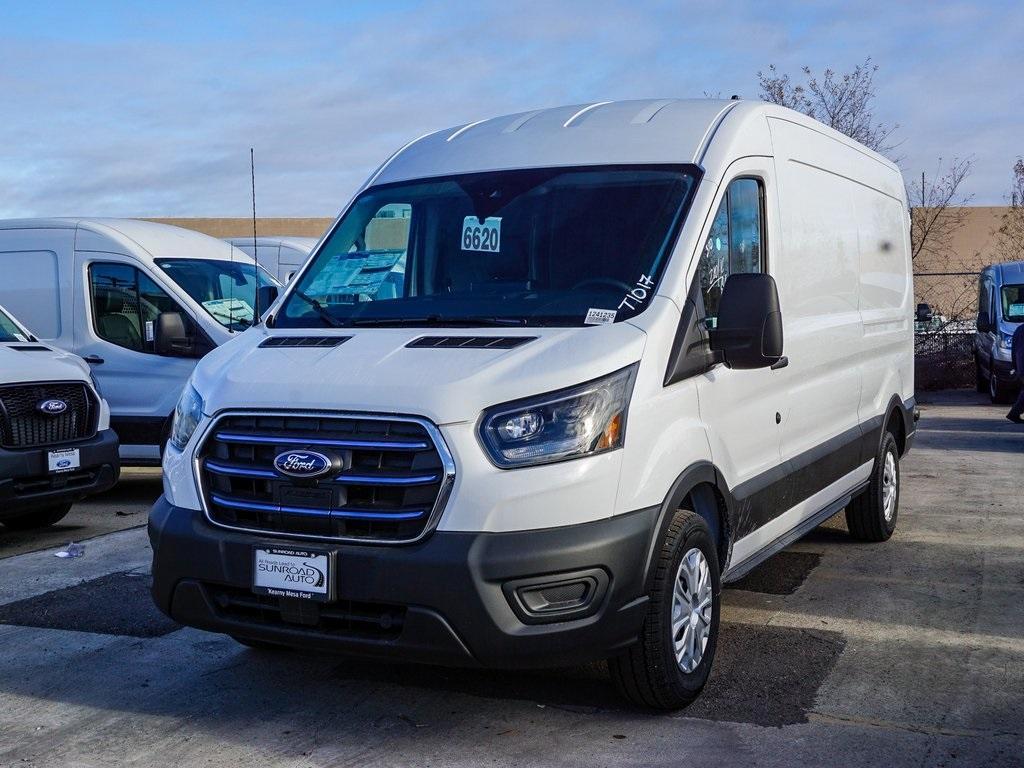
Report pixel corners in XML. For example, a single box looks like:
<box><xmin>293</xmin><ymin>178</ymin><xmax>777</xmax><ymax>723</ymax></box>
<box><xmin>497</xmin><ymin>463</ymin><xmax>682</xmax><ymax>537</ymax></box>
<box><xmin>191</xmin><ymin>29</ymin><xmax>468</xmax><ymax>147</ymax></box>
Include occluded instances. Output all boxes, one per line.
<box><xmin>273</xmin><ymin>450</ymin><xmax>332</xmax><ymax>479</ymax></box>
<box><xmin>37</xmin><ymin>399</ymin><xmax>68</xmax><ymax>416</ymax></box>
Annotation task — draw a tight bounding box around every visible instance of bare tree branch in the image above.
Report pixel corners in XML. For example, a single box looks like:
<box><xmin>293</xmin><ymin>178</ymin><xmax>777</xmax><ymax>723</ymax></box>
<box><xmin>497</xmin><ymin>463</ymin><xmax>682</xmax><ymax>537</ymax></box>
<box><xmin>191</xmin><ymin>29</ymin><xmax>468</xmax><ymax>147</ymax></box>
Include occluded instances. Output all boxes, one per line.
<box><xmin>907</xmin><ymin>157</ymin><xmax>974</xmax><ymax>264</ymax></box>
<box><xmin>995</xmin><ymin>158</ymin><xmax>1024</xmax><ymax>261</ymax></box>
<box><xmin>757</xmin><ymin>57</ymin><xmax>898</xmax><ymax>155</ymax></box>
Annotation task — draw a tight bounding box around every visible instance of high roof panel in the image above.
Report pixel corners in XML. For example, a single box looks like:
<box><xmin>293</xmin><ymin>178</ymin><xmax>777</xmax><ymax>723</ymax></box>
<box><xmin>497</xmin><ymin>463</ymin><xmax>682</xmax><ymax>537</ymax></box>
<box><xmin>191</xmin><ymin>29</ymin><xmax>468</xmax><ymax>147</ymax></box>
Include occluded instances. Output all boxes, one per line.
<box><xmin>372</xmin><ymin>99</ymin><xmax>740</xmax><ymax>186</ymax></box>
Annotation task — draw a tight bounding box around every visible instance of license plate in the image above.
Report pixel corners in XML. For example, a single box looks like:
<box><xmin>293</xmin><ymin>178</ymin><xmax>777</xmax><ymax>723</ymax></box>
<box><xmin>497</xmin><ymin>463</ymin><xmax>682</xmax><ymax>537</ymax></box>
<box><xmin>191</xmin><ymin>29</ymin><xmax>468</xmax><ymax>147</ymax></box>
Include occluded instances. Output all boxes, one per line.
<box><xmin>253</xmin><ymin>547</ymin><xmax>332</xmax><ymax>602</ymax></box>
<box><xmin>48</xmin><ymin>448</ymin><xmax>80</xmax><ymax>474</ymax></box>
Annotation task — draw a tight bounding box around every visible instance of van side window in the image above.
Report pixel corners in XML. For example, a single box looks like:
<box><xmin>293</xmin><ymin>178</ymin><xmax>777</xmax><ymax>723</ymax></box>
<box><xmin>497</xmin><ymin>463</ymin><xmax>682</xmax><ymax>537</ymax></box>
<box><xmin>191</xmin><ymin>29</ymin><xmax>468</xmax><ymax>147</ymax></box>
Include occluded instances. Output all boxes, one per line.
<box><xmin>89</xmin><ymin>263</ymin><xmax>192</xmax><ymax>353</ymax></box>
<box><xmin>697</xmin><ymin>178</ymin><xmax>765</xmax><ymax>327</ymax></box>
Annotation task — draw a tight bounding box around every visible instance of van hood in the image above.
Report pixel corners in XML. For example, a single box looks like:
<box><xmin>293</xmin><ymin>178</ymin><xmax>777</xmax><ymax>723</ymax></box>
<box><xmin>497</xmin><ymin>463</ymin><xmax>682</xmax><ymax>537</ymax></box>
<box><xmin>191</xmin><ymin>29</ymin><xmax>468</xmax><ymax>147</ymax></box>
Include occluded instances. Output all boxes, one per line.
<box><xmin>193</xmin><ymin>323</ymin><xmax>648</xmax><ymax>425</ymax></box>
<box><xmin>0</xmin><ymin>342</ymin><xmax>91</xmax><ymax>386</ymax></box>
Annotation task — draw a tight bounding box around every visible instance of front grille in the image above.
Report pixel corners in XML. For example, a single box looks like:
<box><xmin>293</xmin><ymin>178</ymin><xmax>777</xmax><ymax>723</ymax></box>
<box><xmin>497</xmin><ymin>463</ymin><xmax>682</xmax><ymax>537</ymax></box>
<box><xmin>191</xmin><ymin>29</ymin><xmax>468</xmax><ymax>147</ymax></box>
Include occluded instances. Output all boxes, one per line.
<box><xmin>198</xmin><ymin>412</ymin><xmax>452</xmax><ymax>543</ymax></box>
<box><xmin>0</xmin><ymin>382</ymin><xmax>95</xmax><ymax>448</ymax></box>
<box><xmin>207</xmin><ymin>583</ymin><xmax>405</xmax><ymax>639</ymax></box>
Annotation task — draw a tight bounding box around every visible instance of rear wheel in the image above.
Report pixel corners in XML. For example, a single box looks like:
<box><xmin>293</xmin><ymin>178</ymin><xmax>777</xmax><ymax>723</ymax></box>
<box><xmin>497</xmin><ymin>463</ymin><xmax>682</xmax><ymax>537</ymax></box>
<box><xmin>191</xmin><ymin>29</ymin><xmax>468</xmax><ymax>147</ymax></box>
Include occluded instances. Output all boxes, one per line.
<box><xmin>846</xmin><ymin>432</ymin><xmax>900</xmax><ymax>542</ymax></box>
<box><xmin>608</xmin><ymin>508</ymin><xmax>720</xmax><ymax>710</ymax></box>
<box><xmin>1</xmin><ymin>503</ymin><xmax>72</xmax><ymax>530</ymax></box>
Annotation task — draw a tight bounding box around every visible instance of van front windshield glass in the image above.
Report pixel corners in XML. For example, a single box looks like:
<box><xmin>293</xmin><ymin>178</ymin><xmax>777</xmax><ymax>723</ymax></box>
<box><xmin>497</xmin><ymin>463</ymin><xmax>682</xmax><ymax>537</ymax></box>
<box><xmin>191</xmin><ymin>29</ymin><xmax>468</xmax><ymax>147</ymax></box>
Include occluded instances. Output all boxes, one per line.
<box><xmin>1001</xmin><ymin>284</ymin><xmax>1024</xmax><ymax>322</ymax></box>
<box><xmin>156</xmin><ymin>259</ymin><xmax>279</xmax><ymax>332</ymax></box>
<box><xmin>0</xmin><ymin>307</ymin><xmax>28</xmax><ymax>342</ymax></box>
<box><xmin>275</xmin><ymin>166</ymin><xmax>698</xmax><ymax>328</ymax></box>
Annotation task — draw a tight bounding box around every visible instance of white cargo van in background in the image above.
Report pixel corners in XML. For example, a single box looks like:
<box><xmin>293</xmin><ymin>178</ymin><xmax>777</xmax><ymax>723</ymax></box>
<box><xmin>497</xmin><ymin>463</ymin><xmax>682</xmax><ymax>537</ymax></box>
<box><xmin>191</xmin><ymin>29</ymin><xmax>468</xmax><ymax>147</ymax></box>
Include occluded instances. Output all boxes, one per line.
<box><xmin>225</xmin><ymin>236</ymin><xmax>318</xmax><ymax>283</ymax></box>
<box><xmin>0</xmin><ymin>219</ymin><xmax>280</xmax><ymax>464</ymax></box>
<box><xmin>151</xmin><ymin>99</ymin><xmax>915</xmax><ymax>709</ymax></box>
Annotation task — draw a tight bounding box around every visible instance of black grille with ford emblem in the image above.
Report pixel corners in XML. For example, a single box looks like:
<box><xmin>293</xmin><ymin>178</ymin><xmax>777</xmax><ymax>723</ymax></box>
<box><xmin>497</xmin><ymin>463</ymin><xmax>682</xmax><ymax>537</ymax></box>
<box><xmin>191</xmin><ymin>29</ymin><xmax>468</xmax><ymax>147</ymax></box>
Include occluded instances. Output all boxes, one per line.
<box><xmin>0</xmin><ymin>382</ymin><xmax>95</xmax><ymax>448</ymax></box>
<box><xmin>198</xmin><ymin>413</ymin><xmax>453</xmax><ymax>543</ymax></box>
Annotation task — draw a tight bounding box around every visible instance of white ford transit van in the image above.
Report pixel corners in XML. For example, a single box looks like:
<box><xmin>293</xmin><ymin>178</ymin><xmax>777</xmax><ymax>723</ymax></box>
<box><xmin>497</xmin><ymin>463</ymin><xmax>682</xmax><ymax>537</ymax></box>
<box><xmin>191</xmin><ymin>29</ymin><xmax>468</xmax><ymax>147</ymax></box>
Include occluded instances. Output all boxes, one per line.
<box><xmin>225</xmin><ymin>237</ymin><xmax>319</xmax><ymax>283</ymax></box>
<box><xmin>150</xmin><ymin>99</ymin><xmax>915</xmax><ymax>709</ymax></box>
<box><xmin>0</xmin><ymin>303</ymin><xmax>119</xmax><ymax>528</ymax></box>
<box><xmin>0</xmin><ymin>219</ymin><xmax>280</xmax><ymax>465</ymax></box>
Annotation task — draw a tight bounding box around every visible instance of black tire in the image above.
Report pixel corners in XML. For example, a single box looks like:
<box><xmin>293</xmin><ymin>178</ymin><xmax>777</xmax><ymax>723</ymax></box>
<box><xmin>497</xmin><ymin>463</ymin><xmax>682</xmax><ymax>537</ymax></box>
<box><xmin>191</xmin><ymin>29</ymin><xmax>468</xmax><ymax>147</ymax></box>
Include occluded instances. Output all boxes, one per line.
<box><xmin>1</xmin><ymin>503</ymin><xmax>73</xmax><ymax>531</ymax></box>
<box><xmin>231</xmin><ymin>635</ymin><xmax>290</xmax><ymax>651</ymax></box>
<box><xmin>846</xmin><ymin>432</ymin><xmax>900</xmax><ymax>542</ymax></box>
<box><xmin>975</xmin><ymin>358</ymin><xmax>987</xmax><ymax>393</ymax></box>
<box><xmin>608</xmin><ymin>508</ymin><xmax>720</xmax><ymax>710</ymax></box>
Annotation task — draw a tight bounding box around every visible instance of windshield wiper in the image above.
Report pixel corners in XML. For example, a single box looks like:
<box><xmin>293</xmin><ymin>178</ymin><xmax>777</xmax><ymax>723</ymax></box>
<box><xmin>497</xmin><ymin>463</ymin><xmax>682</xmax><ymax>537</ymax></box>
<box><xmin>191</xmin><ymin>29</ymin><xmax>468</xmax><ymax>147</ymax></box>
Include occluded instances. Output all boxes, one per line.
<box><xmin>291</xmin><ymin>290</ymin><xmax>345</xmax><ymax>328</ymax></box>
<box><xmin>347</xmin><ymin>315</ymin><xmax>528</xmax><ymax>327</ymax></box>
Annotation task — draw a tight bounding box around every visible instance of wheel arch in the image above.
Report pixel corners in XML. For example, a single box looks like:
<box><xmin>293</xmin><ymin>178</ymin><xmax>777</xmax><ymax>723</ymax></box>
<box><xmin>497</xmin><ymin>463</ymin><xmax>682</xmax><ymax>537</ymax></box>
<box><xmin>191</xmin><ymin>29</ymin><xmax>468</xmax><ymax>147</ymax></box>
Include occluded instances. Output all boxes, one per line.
<box><xmin>642</xmin><ymin>461</ymin><xmax>736</xmax><ymax>591</ymax></box>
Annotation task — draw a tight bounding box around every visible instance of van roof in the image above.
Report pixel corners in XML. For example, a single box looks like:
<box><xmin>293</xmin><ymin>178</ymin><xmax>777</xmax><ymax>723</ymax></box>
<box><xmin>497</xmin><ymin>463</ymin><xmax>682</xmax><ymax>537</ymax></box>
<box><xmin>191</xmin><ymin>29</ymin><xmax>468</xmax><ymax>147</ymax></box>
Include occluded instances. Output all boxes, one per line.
<box><xmin>225</xmin><ymin>236</ymin><xmax>318</xmax><ymax>252</ymax></box>
<box><xmin>988</xmin><ymin>261</ymin><xmax>1024</xmax><ymax>282</ymax></box>
<box><xmin>0</xmin><ymin>218</ymin><xmax>252</xmax><ymax>264</ymax></box>
<box><xmin>371</xmin><ymin>98</ymin><xmax>898</xmax><ymax>187</ymax></box>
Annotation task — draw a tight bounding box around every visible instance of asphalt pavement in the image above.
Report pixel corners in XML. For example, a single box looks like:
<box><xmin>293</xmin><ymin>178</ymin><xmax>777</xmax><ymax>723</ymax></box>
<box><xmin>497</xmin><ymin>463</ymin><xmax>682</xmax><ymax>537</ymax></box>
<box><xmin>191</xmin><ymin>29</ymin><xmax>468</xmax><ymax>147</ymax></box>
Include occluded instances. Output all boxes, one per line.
<box><xmin>0</xmin><ymin>391</ymin><xmax>1021</xmax><ymax>767</ymax></box>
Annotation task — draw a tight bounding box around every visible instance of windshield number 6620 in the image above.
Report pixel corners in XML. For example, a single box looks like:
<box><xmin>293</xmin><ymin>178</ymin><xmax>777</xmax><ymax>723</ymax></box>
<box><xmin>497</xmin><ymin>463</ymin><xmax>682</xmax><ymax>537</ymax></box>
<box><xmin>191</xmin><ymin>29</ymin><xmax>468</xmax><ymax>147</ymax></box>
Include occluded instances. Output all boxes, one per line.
<box><xmin>461</xmin><ymin>216</ymin><xmax>502</xmax><ymax>253</ymax></box>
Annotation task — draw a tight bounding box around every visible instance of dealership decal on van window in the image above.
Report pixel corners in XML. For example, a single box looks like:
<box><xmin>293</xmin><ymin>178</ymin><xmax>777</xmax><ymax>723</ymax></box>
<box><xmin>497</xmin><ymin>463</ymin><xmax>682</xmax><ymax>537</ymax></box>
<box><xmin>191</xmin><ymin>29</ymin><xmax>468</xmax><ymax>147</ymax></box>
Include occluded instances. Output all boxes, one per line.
<box><xmin>145</xmin><ymin>320</ymin><xmax>155</xmax><ymax>343</ymax></box>
<box><xmin>461</xmin><ymin>216</ymin><xmax>501</xmax><ymax>253</ymax></box>
<box><xmin>584</xmin><ymin>307</ymin><xmax>617</xmax><ymax>325</ymax></box>
<box><xmin>617</xmin><ymin>274</ymin><xmax>656</xmax><ymax>312</ymax></box>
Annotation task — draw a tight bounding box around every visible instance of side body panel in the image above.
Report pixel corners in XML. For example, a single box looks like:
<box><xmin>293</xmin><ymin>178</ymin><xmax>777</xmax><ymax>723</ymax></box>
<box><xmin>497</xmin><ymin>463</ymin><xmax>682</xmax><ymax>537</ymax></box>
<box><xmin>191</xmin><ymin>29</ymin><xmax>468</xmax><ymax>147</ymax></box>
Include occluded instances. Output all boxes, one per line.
<box><xmin>0</xmin><ymin>227</ymin><xmax>74</xmax><ymax>343</ymax></box>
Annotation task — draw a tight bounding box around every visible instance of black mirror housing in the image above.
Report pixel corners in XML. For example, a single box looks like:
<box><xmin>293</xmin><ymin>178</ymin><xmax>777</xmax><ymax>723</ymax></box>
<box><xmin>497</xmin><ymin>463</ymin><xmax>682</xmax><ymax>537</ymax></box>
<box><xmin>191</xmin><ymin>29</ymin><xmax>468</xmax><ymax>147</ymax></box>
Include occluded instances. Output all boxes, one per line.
<box><xmin>976</xmin><ymin>311</ymin><xmax>991</xmax><ymax>333</ymax></box>
<box><xmin>256</xmin><ymin>285</ymin><xmax>279</xmax><ymax>318</ymax></box>
<box><xmin>708</xmin><ymin>273</ymin><xmax>784</xmax><ymax>369</ymax></box>
<box><xmin>916</xmin><ymin>303</ymin><xmax>933</xmax><ymax>323</ymax></box>
<box><xmin>155</xmin><ymin>311</ymin><xmax>213</xmax><ymax>358</ymax></box>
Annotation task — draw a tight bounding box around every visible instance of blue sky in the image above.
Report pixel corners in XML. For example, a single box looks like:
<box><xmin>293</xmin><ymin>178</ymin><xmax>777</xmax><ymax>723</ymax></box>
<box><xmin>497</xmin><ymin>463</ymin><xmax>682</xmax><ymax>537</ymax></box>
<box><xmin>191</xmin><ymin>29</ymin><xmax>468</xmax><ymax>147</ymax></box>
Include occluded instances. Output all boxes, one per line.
<box><xmin>0</xmin><ymin>0</ymin><xmax>1020</xmax><ymax>217</ymax></box>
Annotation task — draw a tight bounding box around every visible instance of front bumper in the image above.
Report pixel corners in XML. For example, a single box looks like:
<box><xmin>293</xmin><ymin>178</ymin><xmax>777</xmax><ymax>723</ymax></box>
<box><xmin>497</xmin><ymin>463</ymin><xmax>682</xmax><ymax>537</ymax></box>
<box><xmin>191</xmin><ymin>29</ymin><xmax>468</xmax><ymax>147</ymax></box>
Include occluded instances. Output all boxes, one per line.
<box><xmin>991</xmin><ymin>358</ymin><xmax>1016</xmax><ymax>384</ymax></box>
<box><xmin>0</xmin><ymin>429</ymin><xmax>120</xmax><ymax>518</ymax></box>
<box><xmin>149</xmin><ymin>498</ymin><xmax>657</xmax><ymax>669</ymax></box>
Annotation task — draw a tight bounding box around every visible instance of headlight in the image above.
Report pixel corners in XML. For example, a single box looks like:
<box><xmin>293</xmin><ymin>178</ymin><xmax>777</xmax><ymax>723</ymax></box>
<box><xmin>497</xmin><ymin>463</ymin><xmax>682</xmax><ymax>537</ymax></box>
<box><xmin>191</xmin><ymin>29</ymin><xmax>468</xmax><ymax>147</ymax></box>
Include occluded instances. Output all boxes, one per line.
<box><xmin>998</xmin><ymin>332</ymin><xmax>1014</xmax><ymax>351</ymax></box>
<box><xmin>87</xmin><ymin>370</ymin><xmax>103</xmax><ymax>398</ymax></box>
<box><xmin>479</xmin><ymin>364</ymin><xmax>638</xmax><ymax>468</ymax></box>
<box><xmin>169</xmin><ymin>384</ymin><xmax>204</xmax><ymax>452</ymax></box>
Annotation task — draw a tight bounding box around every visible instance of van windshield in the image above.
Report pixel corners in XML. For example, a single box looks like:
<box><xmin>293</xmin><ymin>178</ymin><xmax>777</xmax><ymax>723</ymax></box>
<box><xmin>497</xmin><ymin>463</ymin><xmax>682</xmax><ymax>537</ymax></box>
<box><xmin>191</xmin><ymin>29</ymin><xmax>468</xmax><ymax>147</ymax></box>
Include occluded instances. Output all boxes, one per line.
<box><xmin>0</xmin><ymin>307</ymin><xmax>29</xmax><ymax>342</ymax></box>
<box><xmin>156</xmin><ymin>259</ymin><xmax>280</xmax><ymax>332</ymax></box>
<box><xmin>1002</xmin><ymin>284</ymin><xmax>1024</xmax><ymax>322</ymax></box>
<box><xmin>275</xmin><ymin>166</ymin><xmax>699</xmax><ymax>328</ymax></box>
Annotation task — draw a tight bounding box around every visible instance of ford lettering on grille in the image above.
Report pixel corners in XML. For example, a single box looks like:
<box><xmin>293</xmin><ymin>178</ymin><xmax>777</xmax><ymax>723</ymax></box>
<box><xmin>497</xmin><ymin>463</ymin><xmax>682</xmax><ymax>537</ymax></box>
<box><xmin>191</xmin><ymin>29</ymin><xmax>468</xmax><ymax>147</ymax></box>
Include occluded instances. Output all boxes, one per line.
<box><xmin>37</xmin><ymin>399</ymin><xmax>69</xmax><ymax>416</ymax></box>
<box><xmin>273</xmin><ymin>450</ymin><xmax>332</xmax><ymax>479</ymax></box>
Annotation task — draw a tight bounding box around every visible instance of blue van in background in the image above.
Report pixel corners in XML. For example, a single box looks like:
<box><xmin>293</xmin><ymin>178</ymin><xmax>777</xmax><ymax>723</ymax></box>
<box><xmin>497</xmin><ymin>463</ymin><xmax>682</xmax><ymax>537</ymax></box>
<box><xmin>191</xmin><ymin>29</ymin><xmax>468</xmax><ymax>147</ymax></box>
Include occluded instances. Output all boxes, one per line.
<box><xmin>976</xmin><ymin>261</ymin><xmax>1024</xmax><ymax>403</ymax></box>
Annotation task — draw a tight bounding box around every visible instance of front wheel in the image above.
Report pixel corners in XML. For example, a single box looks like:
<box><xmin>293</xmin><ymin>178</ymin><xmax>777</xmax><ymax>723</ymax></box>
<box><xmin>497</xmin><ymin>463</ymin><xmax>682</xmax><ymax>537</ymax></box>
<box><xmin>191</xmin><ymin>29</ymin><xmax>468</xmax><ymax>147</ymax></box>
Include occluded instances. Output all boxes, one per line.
<box><xmin>1</xmin><ymin>503</ymin><xmax>72</xmax><ymax>530</ymax></box>
<box><xmin>990</xmin><ymin>371</ymin><xmax>1014</xmax><ymax>404</ymax></box>
<box><xmin>846</xmin><ymin>432</ymin><xmax>900</xmax><ymax>542</ymax></box>
<box><xmin>608</xmin><ymin>508</ymin><xmax>720</xmax><ymax>710</ymax></box>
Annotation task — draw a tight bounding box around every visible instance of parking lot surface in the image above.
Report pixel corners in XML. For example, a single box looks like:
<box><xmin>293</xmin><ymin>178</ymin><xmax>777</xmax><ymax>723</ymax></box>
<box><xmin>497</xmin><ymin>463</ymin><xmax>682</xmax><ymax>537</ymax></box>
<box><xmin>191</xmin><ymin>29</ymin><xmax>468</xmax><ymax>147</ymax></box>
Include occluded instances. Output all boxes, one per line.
<box><xmin>0</xmin><ymin>391</ymin><xmax>1021</xmax><ymax>767</ymax></box>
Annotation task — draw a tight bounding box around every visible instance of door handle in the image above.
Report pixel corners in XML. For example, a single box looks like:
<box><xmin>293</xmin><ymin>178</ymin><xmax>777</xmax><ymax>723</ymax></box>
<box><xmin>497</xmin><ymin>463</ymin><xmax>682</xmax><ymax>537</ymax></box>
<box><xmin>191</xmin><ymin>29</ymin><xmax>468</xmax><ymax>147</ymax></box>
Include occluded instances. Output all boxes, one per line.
<box><xmin>83</xmin><ymin>355</ymin><xmax>105</xmax><ymax>365</ymax></box>
<box><xmin>770</xmin><ymin>356</ymin><xmax>789</xmax><ymax>371</ymax></box>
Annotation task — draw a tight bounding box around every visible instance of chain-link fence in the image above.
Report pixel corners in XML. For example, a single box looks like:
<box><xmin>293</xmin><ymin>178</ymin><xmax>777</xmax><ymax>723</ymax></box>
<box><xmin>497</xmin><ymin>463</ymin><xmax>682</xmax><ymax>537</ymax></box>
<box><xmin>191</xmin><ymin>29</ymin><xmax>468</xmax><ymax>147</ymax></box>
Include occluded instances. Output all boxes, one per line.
<box><xmin>915</xmin><ymin>330</ymin><xmax>976</xmax><ymax>390</ymax></box>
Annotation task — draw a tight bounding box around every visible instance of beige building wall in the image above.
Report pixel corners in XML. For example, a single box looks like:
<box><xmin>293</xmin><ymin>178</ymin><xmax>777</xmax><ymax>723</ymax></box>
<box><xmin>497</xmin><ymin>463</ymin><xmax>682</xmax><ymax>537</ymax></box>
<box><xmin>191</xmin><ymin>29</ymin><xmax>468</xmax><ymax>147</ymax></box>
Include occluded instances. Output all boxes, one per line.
<box><xmin>912</xmin><ymin>206</ymin><xmax>1016</xmax><ymax>320</ymax></box>
<box><xmin>145</xmin><ymin>218</ymin><xmax>334</xmax><ymax>239</ymax></box>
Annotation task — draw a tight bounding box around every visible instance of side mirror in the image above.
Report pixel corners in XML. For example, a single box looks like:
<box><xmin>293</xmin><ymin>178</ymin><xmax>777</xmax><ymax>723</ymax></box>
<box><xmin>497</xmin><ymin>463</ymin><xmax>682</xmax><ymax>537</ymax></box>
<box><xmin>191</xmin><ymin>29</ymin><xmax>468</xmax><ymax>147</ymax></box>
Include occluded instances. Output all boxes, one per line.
<box><xmin>709</xmin><ymin>273</ymin><xmax>784</xmax><ymax>369</ymax></box>
<box><xmin>976</xmin><ymin>311</ymin><xmax>991</xmax><ymax>333</ymax></box>
<box><xmin>155</xmin><ymin>311</ymin><xmax>208</xmax><ymax>357</ymax></box>
<box><xmin>256</xmin><ymin>285</ymin><xmax>279</xmax><ymax>316</ymax></box>
<box><xmin>916</xmin><ymin>303</ymin><xmax>933</xmax><ymax>323</ymax></box>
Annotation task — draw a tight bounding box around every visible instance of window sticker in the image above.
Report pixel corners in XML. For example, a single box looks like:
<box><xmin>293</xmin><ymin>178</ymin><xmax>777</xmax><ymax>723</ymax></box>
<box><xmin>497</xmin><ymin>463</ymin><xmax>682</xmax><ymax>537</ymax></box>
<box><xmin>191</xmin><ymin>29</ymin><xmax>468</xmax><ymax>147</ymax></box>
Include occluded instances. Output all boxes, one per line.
<box><xmin>461</xmin><ymin>216</ymin><xmax>501</xmax><ymax>253</ymax></box>
<box><xmin>584</xmin><ymin>307</ymin><xmax>617</xmax><ymax>325</ymax></box>
<box><xmin>1009</xmin><ymin>302</ymin><xmax>1024</xmax><ymax>317</ymax></box>
<box><xmin>145</xmin><ymin>320</ymin><xmax>155</xmax><ymax>343</ymax></box>
<box><xmin>617</xmin><ymin>274</ymin><xmax>656</xmax><ymax>312</ymax></box>
<box><xmin>203</xmin><ymin>298</ymin><xmax>254</xmax><ymax>325</ymax></box>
